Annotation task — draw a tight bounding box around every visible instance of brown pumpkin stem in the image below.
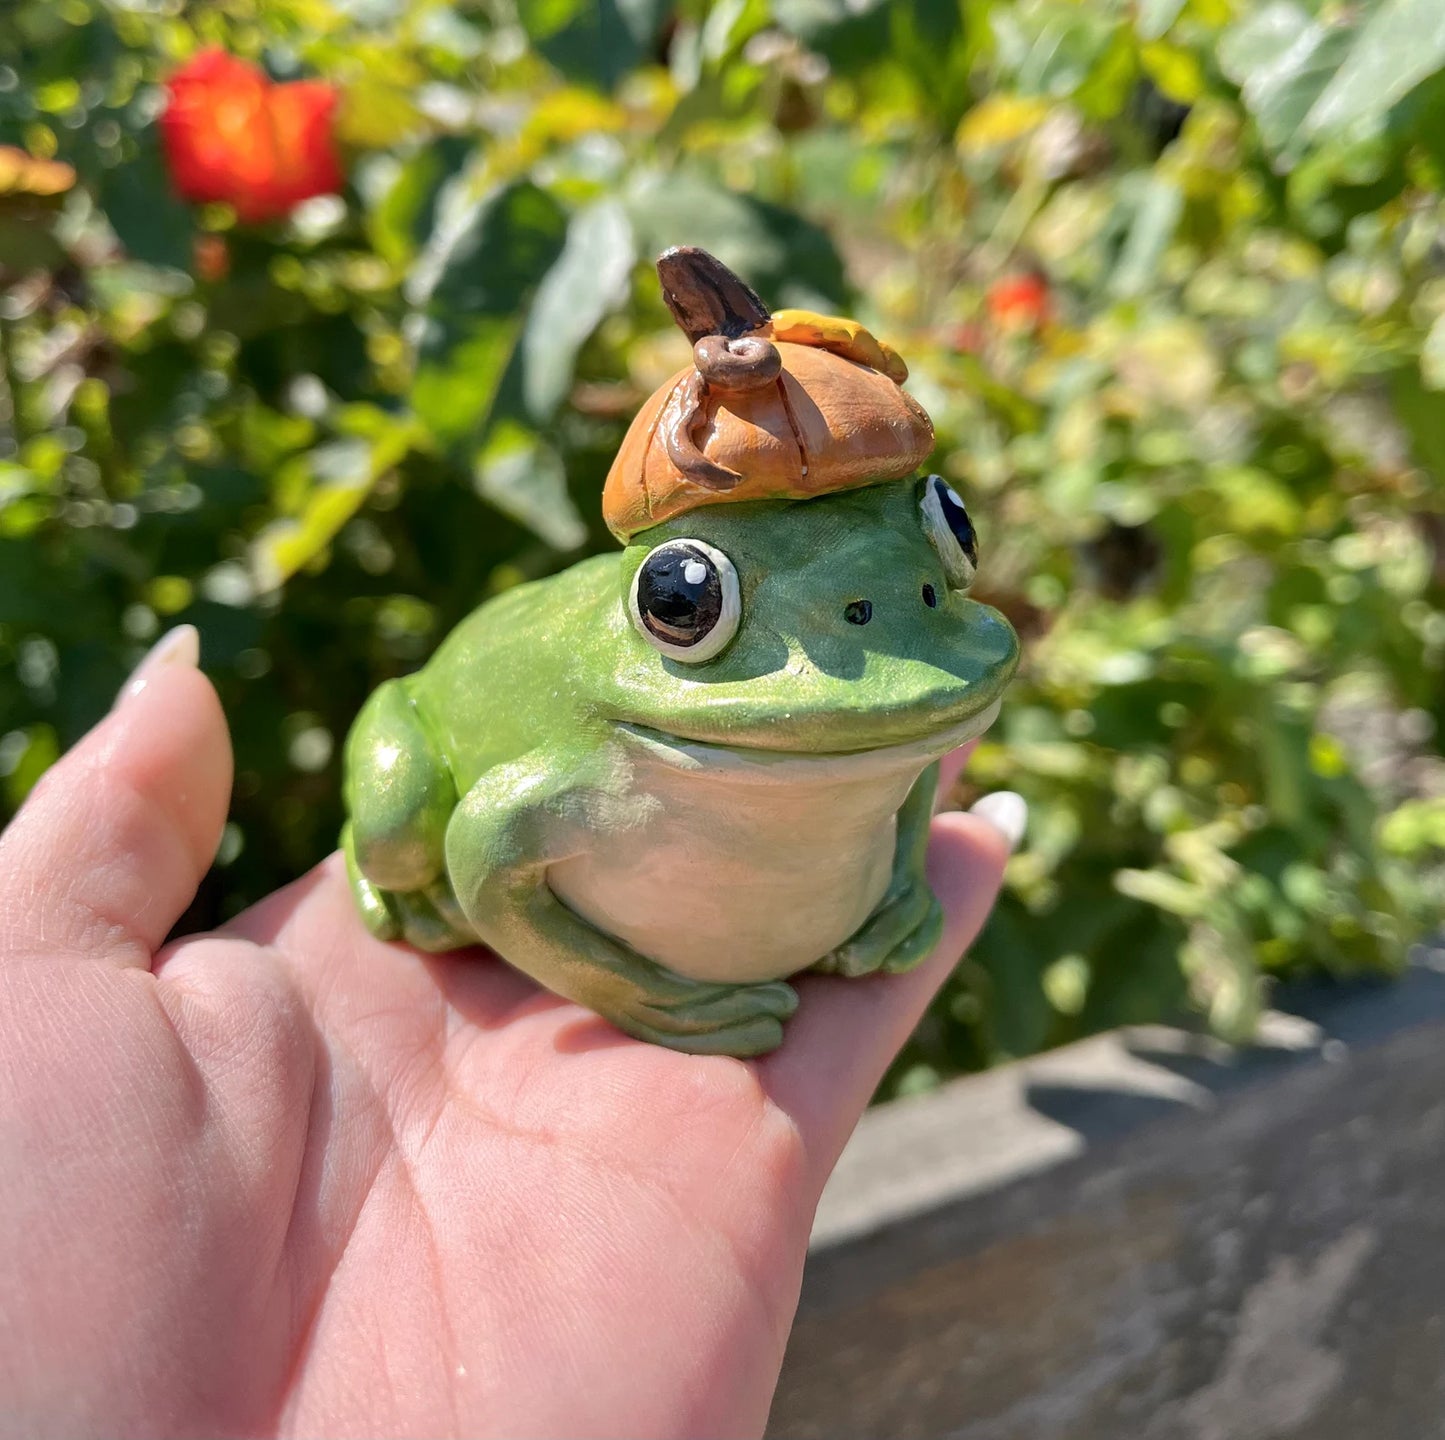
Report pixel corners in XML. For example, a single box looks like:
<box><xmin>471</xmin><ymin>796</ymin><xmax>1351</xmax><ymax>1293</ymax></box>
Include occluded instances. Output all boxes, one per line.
<box><xmin>656</xmin><ymin>246</ymin><xmax>771</xmax><ymax>342</ymax></box>
<box><xmin>692</xmin><ymin>333</ymin><xmax>782</xmax><ymax>391</ymax></box>
<box><xmin>656</xmin><ymin>247</ymin><xmax>783</xmax><ymax>489</ymax></box>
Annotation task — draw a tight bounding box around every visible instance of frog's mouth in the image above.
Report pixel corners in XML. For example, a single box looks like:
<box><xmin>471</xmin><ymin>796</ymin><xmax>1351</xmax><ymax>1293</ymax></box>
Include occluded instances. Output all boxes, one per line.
<box><xmin>613</xmin><ymin>699</ymin><xmax>999</xmax><ymax>784</ymax></box>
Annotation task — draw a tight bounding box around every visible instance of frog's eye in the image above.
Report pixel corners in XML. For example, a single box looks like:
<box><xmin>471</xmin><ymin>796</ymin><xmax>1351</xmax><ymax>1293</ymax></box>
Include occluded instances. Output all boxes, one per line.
<box><xmin>919</xmin><ymin>474</ymin><xmax>979</xmax><ymax>592</ymax></box>
<box><xmin>628</xmin><ymin>539</ymin><xmax>741</xmax><ymax>663</ymax></box>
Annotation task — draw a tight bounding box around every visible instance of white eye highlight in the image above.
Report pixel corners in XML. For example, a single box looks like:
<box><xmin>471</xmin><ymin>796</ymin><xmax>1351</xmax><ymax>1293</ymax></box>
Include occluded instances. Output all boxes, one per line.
<box><xmin>628</xmin><ymin>538</ymin><xmax>741</xmax><ymax>663</ymax></box>
<box><xmin>919</xmin><ymin>475</ymin><xmax>979</xmax><ymax>591</ymax></box>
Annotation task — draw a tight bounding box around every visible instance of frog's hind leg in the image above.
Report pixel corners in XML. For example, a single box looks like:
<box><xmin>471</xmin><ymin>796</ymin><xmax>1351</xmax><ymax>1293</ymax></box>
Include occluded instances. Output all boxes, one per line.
<box><xmin>388</xmin><ymin>880</ymin><xmax>474</xmax><ymax>953</ymax></box>
<box><xmin>814</xmin><ymin>761</ymin><xmax>944</xmax><ymax>978</ymax></box>
<box><xmin>342</xmin><ymin>678</ymin><xmax>474</xmax><ymax>953</ymax></box>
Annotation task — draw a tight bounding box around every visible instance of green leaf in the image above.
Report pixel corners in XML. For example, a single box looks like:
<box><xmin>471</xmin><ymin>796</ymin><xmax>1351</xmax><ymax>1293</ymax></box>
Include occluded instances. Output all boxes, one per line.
<box><xmin>408</xmin><ymin>180</ymin><xmax>567</xmax><ymax>447</ymax></box>
<box><xmin>2</xmin><ymin>723</ymin><xmax>58</xmax><ymax>809</ymax></box>
<box><xmin>774</xmin><ymin>0</ymin><xmax>964</xmax><ymax>91</ymax></box>
<box><xmin>624</xmin><ymin>169</ymin><xmax>848</xmax><ymax>310</ymax></box>
<box><xmin>96</xmin><ymin>126</ymin><xmax>194</xmax><ymax>272</ymax></box>
<box><xmin>0</xmin><ymin>206</ymin><xmax>67</xmax><ymax>274</ymax></box>
<box><xmin>521</xmin><ymin>198</ymin><xmax>635</xmax><ymax>422</ymax></box>
<box><xmin>1379</xmin><ymin>799</ymin><xmax>1445</xmax><ymax>856</ymax></box>
<box><xmin>1218</xmin><ymin>3</ymin><xmax>1357</xmax><ymax>162</ymax></box>
<box><xmin>251</xmin><ymin>421</ymin><xmax>417</xmax><ymax>590</ymax></box>
<box><xmin>1304</xmin><ymin>0</ymin><xmax>1445</xmax><ymax>138</ymax></box>
<box><xmin>1388</xmin><ymin>365</ymin><xmax>1445</xmax><ymax>480</ymax></box>
<box><xmin>772</xmin><ymin>0</ymin><xmax>885</xmax><ymax>46</ymax></box>
<box><xmin>969</xmin><ymin>898</ymin><xmax>1057</xmax><ymax>1060</ymax></box>
<box><xmin>368</xmin><ymin>138</ymin><xmax>474</xmax><ymax>269</ymax></box>
<box><xmin>412</xmin><ymin>315</ymin><xmax>523</xmax><ymax>449</ymax></box>
<box><xmin>1114</xmin><ymin>868</ymin><xmax>1203</xmax><ymax>918</ymax></box>
<box><xmin>1136</xmin><ymin>0</ymin><xmax>1187</xmax><ymax>43</ymax></box>
<box><xmin>408</xmin><ymin>178</ymin><xmax>568</xmax><ymax>317</ymax></box>
<box><xmin>1421</xmin><ymin>314</ymin><xmax>1445</xmax><ymax>392</ymax></box>
<box><xmin>519</xmin><ymin>0</ymin><xmax>668</xmax><ymax>92</ymax></box>
<box><xmin>1108</xmin><ymin>174</ymin><xmax>1181</xmax><ymax>298</ymax></box>
<box><xmin>473</xmin><ymin>420</ymin><xmax>587</xmax><ymax>550</ymax></box>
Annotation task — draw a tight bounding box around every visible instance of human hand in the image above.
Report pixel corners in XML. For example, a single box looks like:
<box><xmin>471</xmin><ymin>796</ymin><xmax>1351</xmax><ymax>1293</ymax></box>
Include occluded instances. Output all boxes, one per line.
<box><xmin>0</xmin><ymin>628</ymin><xmax>1023</xmax><ymax>1439</ymax></box>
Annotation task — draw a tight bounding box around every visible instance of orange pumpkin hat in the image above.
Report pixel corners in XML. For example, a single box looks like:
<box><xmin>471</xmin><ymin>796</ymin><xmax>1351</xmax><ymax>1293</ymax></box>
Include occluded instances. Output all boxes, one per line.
<box><xmin>602</xmin><ymin>248</ymin><xmax>934</xmax><ymax>541</ymax></box>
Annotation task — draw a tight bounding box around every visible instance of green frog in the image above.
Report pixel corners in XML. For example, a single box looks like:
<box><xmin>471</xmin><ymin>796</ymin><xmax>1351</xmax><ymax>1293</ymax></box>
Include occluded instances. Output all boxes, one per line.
<box><xmin>340</xmin><ymin>247</ymin><xmax>1018</xmax><ymax>1056</ymax></box>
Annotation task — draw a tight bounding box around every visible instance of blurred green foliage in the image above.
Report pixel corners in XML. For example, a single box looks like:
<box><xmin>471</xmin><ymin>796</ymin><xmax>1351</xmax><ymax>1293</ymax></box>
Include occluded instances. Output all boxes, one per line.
<box><xmin>1</xmin><ymin>0</ymin><xmax>1442</xmax><ymax>1091</ymax></box>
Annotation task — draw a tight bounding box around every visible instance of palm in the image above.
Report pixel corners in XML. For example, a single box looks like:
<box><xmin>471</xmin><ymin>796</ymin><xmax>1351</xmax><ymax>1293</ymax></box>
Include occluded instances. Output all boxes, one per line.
<box><xmin>0</xmin><ymin>648</ymin><xmax>1010</xmax><ymax>1439</ymax></box>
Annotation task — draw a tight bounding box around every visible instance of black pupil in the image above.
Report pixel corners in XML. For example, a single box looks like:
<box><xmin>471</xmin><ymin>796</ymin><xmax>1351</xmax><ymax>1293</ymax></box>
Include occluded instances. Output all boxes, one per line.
<box><xmin>637</xmin><ymin>545</ymin><xmax>722</xmax><ymax>647</ymax></box>
<box><xmin>932</xmin><ymin>478</ymin><xmax>978</xmax><ymax>565</ymax></box>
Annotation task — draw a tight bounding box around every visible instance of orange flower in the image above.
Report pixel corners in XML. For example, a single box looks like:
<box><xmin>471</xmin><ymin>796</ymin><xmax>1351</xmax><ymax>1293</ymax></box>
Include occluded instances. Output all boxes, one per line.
<box><xmin>160</xmin><ymin>49</ymin><xmax>343</xmax><ymax>224</ymax></box>
<box><xmin>986</xmin><ymin>271</ymin><xmax>1052</xmax><ymax>332</ymax></box>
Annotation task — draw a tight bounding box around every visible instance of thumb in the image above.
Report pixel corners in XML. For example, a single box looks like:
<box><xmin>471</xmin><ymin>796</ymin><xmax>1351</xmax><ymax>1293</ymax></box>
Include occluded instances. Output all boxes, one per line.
<box><xmin>0</xmin><ymin>627</ymin><xmax>233</xmax><ymax>969</ymax></box>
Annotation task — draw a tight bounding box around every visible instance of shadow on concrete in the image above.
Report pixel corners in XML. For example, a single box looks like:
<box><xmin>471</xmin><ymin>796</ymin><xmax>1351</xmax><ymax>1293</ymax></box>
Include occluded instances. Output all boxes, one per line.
<box><xmin>1020</xmin><ymin>943</ymin><xmax>1445</xmax><ymax>1148</ymax></box>
<box><xmin>1022</xmin><ymin>1083</ymin><xmax>1193</xmax><ymax>1143</ymax></box>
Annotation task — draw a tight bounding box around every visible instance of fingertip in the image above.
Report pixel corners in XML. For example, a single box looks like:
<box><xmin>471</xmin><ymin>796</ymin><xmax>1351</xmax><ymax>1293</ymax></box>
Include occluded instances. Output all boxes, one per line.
<box><xmin>114</xmin><ymin>623</ymin><xmax>201</xmax><ymax>710</ymax></box>
<box><xmin>759</xmin><ymin>808</ymin><xmax>1016</xmax><ymax>1183</ymax></box>
<box><xmin>934</xmin><ymin>740</ymin><xmax>978</xmax><ymax>811</ymax></box>
<box><xmin>923</xmin><ymin>809</ymin><xmax>1012</xmax><ymax>971</ymax></box>
<box><xmin>106</xmin><ymin>650</ymin><xmax>232</xmax><ymax>810</ymax></box>
<box><xmin>0</xmin><ymin>650</ymin><xmax>234</xmax><ymax>965</ymax></box>
<box><xmin>967</xmin><ymin>789</ymin><xmax>1028</xmax><ymax>851</ymax></box>
<box><xmin>927</xmin><ymin>808</ymin><xmax>1012</xmax><ymax>899</ymax></box>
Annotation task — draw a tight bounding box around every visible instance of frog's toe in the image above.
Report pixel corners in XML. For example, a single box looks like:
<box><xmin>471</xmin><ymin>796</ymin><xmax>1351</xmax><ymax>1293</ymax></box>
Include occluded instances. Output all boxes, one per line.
<box><xmin>730</xmin><ymin>978</ymin><xmax>799</xmax><ymax>1022</ymax></box>
<box><xmin>627</xmin><ymin>977</ymin><xmax>799</xmax><ymax>1047</ymax></box>
<box><xmin>666</xmin><ymin>977</ymin><xmax>799</xmax><ymax>1026</ymax></box>
<box><xmin>343</xmin><ymin>823</ymin><xmax>401</xmax><ymax>940</ymax></box>
<box><xmin>614</xmin><ymin>1005</ymin><xmax>788</xmax><ymax>1057</ymax></box>
<box><xmin>880</xmin><ymin>892</ymin><xmax>945</xmax><ymax>974</ymax></box>
<box><xmin>390</xmin><ymin>884</ymin><xmax>475</xmax><ymax>953</ymax></box>
<box><xmin>650</xmin><ymin>1014</ymin><xmax>787</xmax><ymax>1058</ymax></box>
<box><xmin>822</xmin><ymin>882</ymin><xmax>934</xmax><ymax>978</ymax></box>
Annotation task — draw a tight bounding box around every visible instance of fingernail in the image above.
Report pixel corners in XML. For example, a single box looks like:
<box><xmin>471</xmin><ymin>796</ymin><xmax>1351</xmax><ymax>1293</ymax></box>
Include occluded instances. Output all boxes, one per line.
<box><xmin>116</xmin><ymin>624</ymin><xmax>200</xmax><ymax>707</ymax></box>
<box><xmin>968</xmin><ymin>790</ymin><xmax>1027</xmax><ymax>851</ymax></box>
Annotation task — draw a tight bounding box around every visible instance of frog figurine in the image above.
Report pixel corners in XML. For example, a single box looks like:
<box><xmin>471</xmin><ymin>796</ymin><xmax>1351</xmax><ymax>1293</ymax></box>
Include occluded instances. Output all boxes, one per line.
<box><xmin>341</xmin><ymin>247</ymin><xmax>1019</xmax><ymax>1056</ymax></box>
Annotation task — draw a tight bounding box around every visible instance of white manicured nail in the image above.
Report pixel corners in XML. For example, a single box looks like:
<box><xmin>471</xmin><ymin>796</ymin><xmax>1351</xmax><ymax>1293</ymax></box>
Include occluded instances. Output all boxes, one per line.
<box><xmin>117</xmin><ymin>624</ymin><xmax>200</xmax><ymax>706</ymax></box>
<box><xmin>968</xmin><ymin>790</ymin><xmax>1027</xmax><ymax>851</ymax></box>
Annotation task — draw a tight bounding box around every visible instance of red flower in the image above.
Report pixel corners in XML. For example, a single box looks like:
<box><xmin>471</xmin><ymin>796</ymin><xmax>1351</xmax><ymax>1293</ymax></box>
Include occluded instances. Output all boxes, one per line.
<box><xmin>986</xmin><ymin>272</ymin><xmax>1052</xmax><ymax>332</ymax></box>
<box><xmin>160</xmin><ymin>49</ymin><xmax>343</xmax><ymax>224</ymax></box>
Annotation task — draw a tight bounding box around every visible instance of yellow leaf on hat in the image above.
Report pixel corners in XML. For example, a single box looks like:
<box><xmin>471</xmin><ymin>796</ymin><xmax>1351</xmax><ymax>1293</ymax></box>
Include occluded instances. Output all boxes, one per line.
<box><xmin>769</xmin><ymin>309</ymin><xmax>909</xmax><ymax>384</ymax></box>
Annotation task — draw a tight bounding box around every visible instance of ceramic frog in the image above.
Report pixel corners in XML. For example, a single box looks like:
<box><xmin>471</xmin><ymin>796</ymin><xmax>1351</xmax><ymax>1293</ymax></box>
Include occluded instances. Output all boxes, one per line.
<box><xmin>341</xmin><ymin>248</ymin><xmax>1019</xmax><ymax>1056</ymax></box>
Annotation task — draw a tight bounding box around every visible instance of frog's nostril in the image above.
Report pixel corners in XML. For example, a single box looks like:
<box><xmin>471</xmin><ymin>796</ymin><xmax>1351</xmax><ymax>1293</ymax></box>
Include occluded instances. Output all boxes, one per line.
<box><xmin>922</xmin><ymin>583</ymin><xmax>938</xmax><ymax>608</ymax></box>
<box><xmin>844</xmin><ymin>600</ymin><xmax>873</xmax><ymax>626</ymax></box>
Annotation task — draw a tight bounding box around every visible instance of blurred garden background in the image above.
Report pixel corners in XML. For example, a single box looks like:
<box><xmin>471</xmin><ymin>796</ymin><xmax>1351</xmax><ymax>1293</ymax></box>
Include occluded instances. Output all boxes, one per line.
<box><xmin>1</xmin><ymin>0</ymin><xmax>1442</xmax><ymax>1092</ymax></box>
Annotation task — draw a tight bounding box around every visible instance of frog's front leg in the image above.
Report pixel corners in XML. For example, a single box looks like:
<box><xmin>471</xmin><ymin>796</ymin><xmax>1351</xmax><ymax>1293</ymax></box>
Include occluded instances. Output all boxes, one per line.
<box><xmin>446</xmin><ymin>759</ymin><xmax>799</xmax><ymax>1056</ymax></box>
<box><xmin>343</xmin><ymin>678</ymin><xmax>473</xmax><ymax>953</ymax></box>
<box><xmin>814</xmin><ymin>762</ymin><xmax>945</xmax><ymax>979</ymax></box>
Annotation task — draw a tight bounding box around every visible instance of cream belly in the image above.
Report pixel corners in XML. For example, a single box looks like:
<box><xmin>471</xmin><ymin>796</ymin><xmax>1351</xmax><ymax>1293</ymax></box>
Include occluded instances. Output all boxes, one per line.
<box><xmin>545</xmin><ymin>704</ymin><xmax>998</xmax><ymax>985</ymax></box>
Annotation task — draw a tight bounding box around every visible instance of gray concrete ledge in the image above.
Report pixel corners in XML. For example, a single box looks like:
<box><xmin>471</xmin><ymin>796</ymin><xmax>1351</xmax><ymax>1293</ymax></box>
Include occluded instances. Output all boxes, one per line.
<box><xmin>769</xmin><ymin>946</ymin><xmax>1445</xmax><ymax>1440</ymax></box>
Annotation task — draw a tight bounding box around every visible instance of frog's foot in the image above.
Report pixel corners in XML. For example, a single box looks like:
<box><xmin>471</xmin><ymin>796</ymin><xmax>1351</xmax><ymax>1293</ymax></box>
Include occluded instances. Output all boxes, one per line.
<box><xmin>343</xmin><ymin>822</ymin><xmax>400</xmax><ymax>940</ymax></box>
<box><xmin>815</xmin><ymin>882</ymin><xmax>944</xmax><ymax>978</ymax></box>
<box><xmin>342</xmin><ymin>824</ymin><xmax>474</xmax><ymax>952</ymax></box>
<box><xmin>610</xmin><ymin>975</ymin><xmax>800</xmax><ymax>1058</ymax></box>
<box><xmin>389</xmin><ymin>883</ymin><xmax>476</xmax><ymax>953</ymax></box>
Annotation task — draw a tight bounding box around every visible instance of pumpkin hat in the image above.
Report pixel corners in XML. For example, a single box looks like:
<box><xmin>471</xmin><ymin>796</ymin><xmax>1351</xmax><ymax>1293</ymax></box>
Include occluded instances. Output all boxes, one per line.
<box><xmin>603</xmin><ymin>248</ymin><xmax>934</xmax><ymax>541</ymax></box>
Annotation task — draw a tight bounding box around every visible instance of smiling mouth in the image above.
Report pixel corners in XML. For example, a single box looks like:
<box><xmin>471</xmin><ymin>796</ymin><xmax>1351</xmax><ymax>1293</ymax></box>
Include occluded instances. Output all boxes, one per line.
<box><xmin>613</xmin><ymin>700</ymin><xmax>1000</xmax><ymax>780</ymax></box>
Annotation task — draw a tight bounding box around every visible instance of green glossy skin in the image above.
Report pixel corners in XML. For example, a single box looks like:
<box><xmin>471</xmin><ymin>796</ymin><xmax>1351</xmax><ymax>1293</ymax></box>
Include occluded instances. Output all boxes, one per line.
<box><xmin>341</xmin><ymin>479</ymin><xmax>1019</xmax><ymax>1056</ymax></box>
